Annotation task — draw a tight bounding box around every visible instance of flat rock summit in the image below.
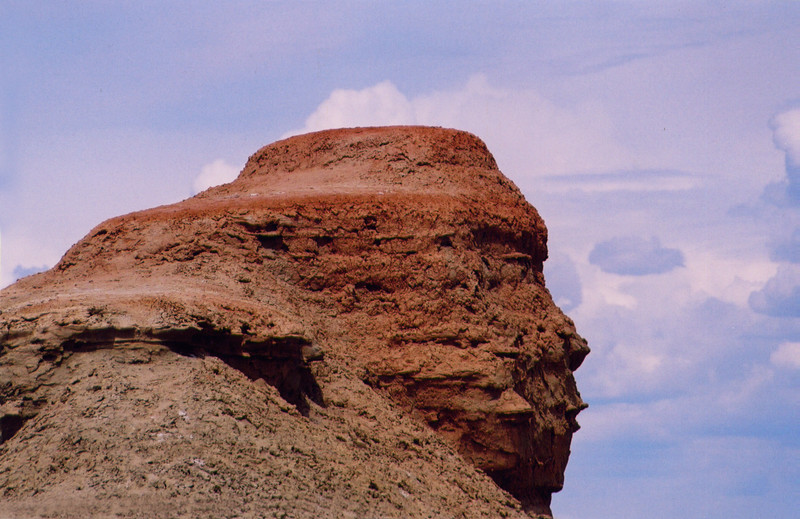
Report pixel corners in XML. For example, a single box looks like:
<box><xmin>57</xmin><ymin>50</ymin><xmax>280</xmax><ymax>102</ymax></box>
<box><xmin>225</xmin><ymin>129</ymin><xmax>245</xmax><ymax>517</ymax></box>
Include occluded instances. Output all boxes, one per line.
<box><xmin>0</xmin><ymin>126</ymin><xmax>588</xmax><ymax>518</ymax></box>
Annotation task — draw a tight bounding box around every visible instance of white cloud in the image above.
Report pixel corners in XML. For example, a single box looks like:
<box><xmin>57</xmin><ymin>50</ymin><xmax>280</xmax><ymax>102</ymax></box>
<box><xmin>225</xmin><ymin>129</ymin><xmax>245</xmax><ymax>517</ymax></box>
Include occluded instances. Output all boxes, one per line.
<box><xmin>579</xmin><ymin>268</ymin><xmax>639</xmax><ymax>310</ymax></box>
<box><xmin>682</xmin><ymin>249</ymin><xmax>777</xmax><ymax>307</ymax></box>
<box><xmin>749</xmin><ymin>264</ymin><xmax>800</xmax><ymax>317</ymax></box>
<box><xmin>766</xmin><ymin>107</ymin><xmax>800</xmax><ymax>202</ymax></box>
<box><xmin>286</xmin><ymin>81</ymin><xmax>415</xmax><ymax>137</ymax></box>
<box><xmin>287</xmin><ymin>75</ymin><xmax>638</xmax><ymax>178</ymax></box>
<box><xmin>192</xmin><ymin>159</ymin><xmax>239</xmax><ymax>194</ymax></box>
<box><xmin>591</xmin><ymin>341</ymin><xmax>669</xmax><ymax>397</ymax></box>
<box><xmin>771</xmin><ymin>108</ymin><xmax>800</xmax><ymax>166</ymax></box>
<box><xmin>575</xmin><ymin>364</ymin><xmax>779</xmax><ymax>444</ymax></box>
<box><xmin>414</xmin><ymin>76</ymin><xmax>636</xmax><ymax>178</ymax></box>
<box><xmin>770</xmin><ymin>341</ymin><xmax>800</xmax><ymax>369</ymax></box>
<box><xmin>570</xmin><ymin>261</ymin><xmax>773</xmax><ymax>401</ymax></box>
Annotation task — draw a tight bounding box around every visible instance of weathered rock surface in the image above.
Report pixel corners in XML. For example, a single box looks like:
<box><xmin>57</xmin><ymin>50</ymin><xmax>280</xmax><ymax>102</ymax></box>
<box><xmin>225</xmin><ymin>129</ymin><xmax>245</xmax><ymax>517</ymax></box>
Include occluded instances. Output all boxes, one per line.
<box><xmin>0</xmin><ymin>126</ymin><xmax>588</xmax><ymax>518</ymax></box>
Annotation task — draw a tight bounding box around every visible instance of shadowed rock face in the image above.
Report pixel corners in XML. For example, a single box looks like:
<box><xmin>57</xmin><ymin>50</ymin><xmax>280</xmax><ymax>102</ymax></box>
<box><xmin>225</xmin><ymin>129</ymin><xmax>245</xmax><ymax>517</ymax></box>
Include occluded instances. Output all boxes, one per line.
<box><xmin>0</xmin><ymin>126</ymin><xmax>587</xmax><ymax>517</ymax></box>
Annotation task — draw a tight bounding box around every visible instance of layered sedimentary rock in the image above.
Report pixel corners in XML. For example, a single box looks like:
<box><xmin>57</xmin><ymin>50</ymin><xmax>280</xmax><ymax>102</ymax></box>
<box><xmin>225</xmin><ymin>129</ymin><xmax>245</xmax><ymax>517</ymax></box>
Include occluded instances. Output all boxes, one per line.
<box><xmin>0</xmin><ymin>126</ymin><xmax>588</xmax><ymax>518</ymax></box>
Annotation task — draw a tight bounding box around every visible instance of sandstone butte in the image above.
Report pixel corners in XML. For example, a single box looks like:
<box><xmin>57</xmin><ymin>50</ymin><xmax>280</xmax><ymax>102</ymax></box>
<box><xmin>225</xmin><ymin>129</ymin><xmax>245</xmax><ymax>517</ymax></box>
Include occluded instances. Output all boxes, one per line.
<box><xmin>0</xmin><ymin>126</ymin><xmax>589</xmax><ymax>519</ymax></box>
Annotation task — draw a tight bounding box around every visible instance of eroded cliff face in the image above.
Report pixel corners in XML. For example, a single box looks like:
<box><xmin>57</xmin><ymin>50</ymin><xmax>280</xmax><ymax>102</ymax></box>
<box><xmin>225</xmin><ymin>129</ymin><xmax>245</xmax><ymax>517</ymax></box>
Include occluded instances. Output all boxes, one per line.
<box><xmin>0</xmin><ymin>126</ymin><xmax>587</xmax><ymax>518</ymax></box>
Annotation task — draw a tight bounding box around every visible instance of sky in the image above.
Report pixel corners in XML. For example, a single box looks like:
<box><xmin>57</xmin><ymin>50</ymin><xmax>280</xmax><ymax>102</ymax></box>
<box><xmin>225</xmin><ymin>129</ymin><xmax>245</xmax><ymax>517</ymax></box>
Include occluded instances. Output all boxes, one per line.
<box><xmin>1</xmin><ymin>2</ymin><xmax>799</xmax><ymax>518</ymax></box>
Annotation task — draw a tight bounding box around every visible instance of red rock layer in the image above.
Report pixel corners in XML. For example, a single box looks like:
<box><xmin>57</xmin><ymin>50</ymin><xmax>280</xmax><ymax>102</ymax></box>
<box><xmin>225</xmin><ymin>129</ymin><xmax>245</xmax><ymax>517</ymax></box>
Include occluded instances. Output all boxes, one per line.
<box><xmin>0</xmin><ymin>126</ymin><xmax>587</xmax><ymax>517</ymax></box>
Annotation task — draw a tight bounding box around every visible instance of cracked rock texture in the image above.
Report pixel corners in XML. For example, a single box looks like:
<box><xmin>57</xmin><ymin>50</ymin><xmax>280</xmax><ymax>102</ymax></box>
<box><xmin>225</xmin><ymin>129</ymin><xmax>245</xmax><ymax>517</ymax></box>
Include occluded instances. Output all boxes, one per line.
<box><xmin>0</xmin><ymin>126</ymin><xmax>588</xmax><ymax>518</ymax></box>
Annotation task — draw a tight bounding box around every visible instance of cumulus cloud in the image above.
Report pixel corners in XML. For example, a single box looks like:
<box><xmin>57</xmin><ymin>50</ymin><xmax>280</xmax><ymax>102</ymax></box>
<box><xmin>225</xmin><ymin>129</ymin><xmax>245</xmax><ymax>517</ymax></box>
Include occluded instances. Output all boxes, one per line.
<box><xmin>291</xmin><ymin>81</ymin><xmax>415</xmax><ymax>135</ymax></box>
<box><xmin>770</xmin><ymin>341</ymin><xmax>800</xmax><ymax>369</ymax></box>
<box><xmin>192</xmin><ymin>159</ymin><xmax>239</xmax><ymax>194</ymax></box>
<box><xmin>680</xmin><ymin>248</ymin><xmax>777</xmax><ymax>307</ymax></box>
<box><xmin>588</xmin><ymin>236</ymin><xmax>685</xmax><ymax>276</ymax></box>
<box><xmin>748</xmin><ymin>264</ymin><xmax>800</xmax><ymax>317</ymax></box>
<box><xmin>570</xmin><ymin>276</ymin><xmax>750</xmax><ymax>399</ymax></box>
<box><xmin>286</xmin><ymin>75</ymin><xmax>636</xmax><ymax>177</ymax></box>
<box><xmin>767</xmin><ymin>107</ymin><xmax>800</xmax><ymax>202</ymax></box>
<box><xmin>771</xmin><ymin>108</ymin><xmax>800</xmax><ymax>168</ymax></box>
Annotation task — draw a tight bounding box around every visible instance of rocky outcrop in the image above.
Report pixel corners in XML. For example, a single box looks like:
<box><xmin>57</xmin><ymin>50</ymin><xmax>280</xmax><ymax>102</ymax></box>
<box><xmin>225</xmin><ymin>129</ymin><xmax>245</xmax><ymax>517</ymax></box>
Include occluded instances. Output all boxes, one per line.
<box><xmin>0</xmin><ymin>126</ymin><xmax>588</xmax><ymax>518</ymax></box>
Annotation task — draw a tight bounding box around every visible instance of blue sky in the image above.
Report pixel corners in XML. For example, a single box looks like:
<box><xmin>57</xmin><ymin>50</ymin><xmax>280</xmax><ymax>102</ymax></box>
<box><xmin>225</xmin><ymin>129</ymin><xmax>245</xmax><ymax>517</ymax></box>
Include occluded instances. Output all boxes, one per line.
<box><xmin>2</xmin><ymin>2</ymin><xmax>799</xmax><ymax>518</ymax></box>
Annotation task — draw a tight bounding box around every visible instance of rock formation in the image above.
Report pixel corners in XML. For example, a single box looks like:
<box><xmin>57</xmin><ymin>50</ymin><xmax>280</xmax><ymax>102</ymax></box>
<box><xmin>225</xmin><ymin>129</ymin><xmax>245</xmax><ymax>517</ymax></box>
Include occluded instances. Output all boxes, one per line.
<box><xmin>0</xmin><ymin>126</ymin><xmax>588</xmax><ymax>518</ymax></box>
